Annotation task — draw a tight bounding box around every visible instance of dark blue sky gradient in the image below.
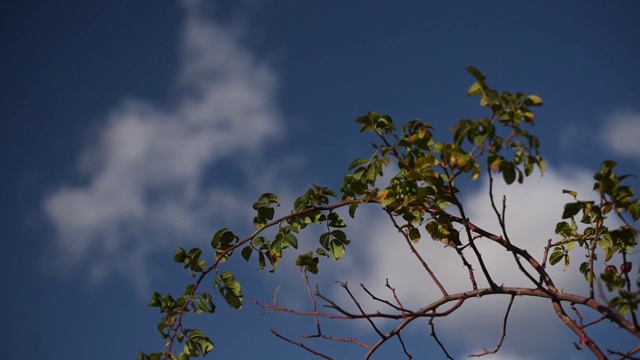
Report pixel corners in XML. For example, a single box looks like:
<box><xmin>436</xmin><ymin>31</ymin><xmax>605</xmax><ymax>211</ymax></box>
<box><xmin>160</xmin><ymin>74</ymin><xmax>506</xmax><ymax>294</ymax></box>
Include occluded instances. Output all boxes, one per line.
<box><xmin>2</xmin><ymin>1</ymin><xmax>639</xmax><ymax>359</ymax></box>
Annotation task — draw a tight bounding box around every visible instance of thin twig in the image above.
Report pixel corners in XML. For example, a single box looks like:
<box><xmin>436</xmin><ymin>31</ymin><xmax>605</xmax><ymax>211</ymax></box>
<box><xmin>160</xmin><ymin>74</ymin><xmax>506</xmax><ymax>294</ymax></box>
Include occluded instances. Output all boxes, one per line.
<box><xmin>360</xmin><ymin>283</ymin><xmax>410</xmax><ymax>313</ymax></box>
<box><xmin>338</xmin><ymin>281</ymin><xmax>385</xmax><ymax>338</ymax></box>
<box><xmin>428</xmin><ymin>315</ymin><xmax>454</xmax><ymax>359</ymax></box>
<box><xmin>387</xmin><ymin>212</ymin><xmax>448</xmax><ymax>296</ymax></box>
<box><xmin>469</xmin><ymin>295</ymin><xmax>515</xmax><ymax>357</ymax></box>
<box><xmin>271</xmin><ymin>329</ymin><xmax>334</xmax><ymax>359</ymax></box>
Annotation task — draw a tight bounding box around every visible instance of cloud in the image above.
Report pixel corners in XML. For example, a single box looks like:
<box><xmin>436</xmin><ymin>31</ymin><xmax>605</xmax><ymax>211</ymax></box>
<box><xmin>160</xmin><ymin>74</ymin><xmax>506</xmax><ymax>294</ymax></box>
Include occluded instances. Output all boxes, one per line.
<box><xmin>318</xmin><ymin>164</ymin><xmax>619</xmax><ymax>357</ymax></box>
<box><xmin>602</xmin><ymin>109</ymin><xmax>640</xmax><ymax>158</ymax></box>
<box><xmin>42</xmin><ymin>0</ymin><xmax>286</xmax><ymax>293</ymax></box>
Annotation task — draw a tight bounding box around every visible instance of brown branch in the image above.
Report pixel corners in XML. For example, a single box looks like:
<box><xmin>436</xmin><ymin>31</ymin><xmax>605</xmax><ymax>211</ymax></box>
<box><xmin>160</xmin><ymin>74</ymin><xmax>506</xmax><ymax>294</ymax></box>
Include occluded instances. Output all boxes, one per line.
<box><xmin>396</xmin><ymin>332</ymin><xmax>413</xmax><ymax>359</ymax></box>
<box><xmin>620</xmin><ymin>251</ymin><xmax>640</xmax><ymax>330</ymax></box>
<box><xmin>338</xmin><ymin>281</ymin><xmax>385</xmax><ymax>338</ymax></box>
<box><xmin>271</xmin><ymin>329</ymin><xmax>334</xmax><ymax>359</ymax></box>
<box><xmin>387</xmin><ymin>212</ymin><xmax>448</xmax><ymax>296</ymax></box>
<box><xmin>607</xmin><ymin>344</ymin><xmax>640</xmax><ymax>360</ymax></box>
<box><xmin>469</xmin><ymin>295</ymin><xmax>516</xmax><ymax>357</ymax></box>
<box><xmin>455</xmin><ymin>246</ymin><xmax>478</xmax><ymax>290</ymax></box>
<box><xmin>300</xmin><ymin>267</ymin><xmax>322</xmax><ymax>336</ymax></box>
<box><xmin>360</xmin><ymin>282</ymin><xmax>410</xmax><ymax>313</ymax></box>
<box><xmin>428</xmin><ymin>315</ymin><xmax>454</xmax><ymax>360</ymax></box>
<box><xmin>551</xmin><ymin>299</ymin><xmax>606</xmax><ymax>359</ymax></box>
<box><xmin>487</xmin><ymin>168</ymin><xmax>542</xmax><ymax>289</ymax></box>
<box><xmin>589</xmin><ymin>193</ymin><xmax>606</xmax><ymax>299</ymax></box>
<box><xmin>257</xmin><ymin>283</ymin><xmax>640</xmax><ymax>338</ymax></box>
<box><xmin>385</xmin><ymin>280</ymin><xmax>409</xmax><ymax>315</ymax></box>
<box><xmin>257</xmin><ymin>280</ymin><xmax>640</xmax><ymax>359</ymax></box>
<box><xmin>445</xmin><ymin>165</ymin><xmax>499</xmax><ymax>290</ymax></box>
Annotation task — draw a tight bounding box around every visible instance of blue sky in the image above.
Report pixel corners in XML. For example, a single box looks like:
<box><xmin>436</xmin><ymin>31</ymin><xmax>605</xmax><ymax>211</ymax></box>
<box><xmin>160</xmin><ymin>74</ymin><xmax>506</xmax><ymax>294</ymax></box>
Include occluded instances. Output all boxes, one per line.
<box><xmin>2</xmin><ymin>1</ymin><xmax>640</xmax><ymax>359</ymax></box>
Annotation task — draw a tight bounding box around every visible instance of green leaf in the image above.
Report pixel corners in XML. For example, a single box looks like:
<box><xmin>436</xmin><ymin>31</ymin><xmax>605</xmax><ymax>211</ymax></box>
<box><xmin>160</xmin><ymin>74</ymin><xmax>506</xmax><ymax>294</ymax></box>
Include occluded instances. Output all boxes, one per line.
<box><xmin>327</xmin><ymin>212</ymin><xmax>346</xmax><ymax>228</ymax></box>
<box><xmin>216</xmin><ymin>271</ymin><xmax>243</xmax><ymax>309</ymax></box>
<box><xmin>256</xmin><ymin>192</ymin><xmax>280</xmax><ymax>207</ymax></box>
<box><xmin>562</xmin><ymin>202</ymin><xmax>582</xmax><ymax>219</ymax></box>
<box><xmin>331</xmin><ymin>229</ymin><xmax>349</xmax><ymax>244</ymax></box>
<box><xmin>562</xmin><ymin>189</ymin><xmax>578</xmax><ymax>198</ymax></box>
<box><xmin>522</xmin><ymin>94</ymin><xmax>543</xmax><ymax>106</ymax></box>
<box><xmin>282</xmin><ymin>233</ymin><xmax>298</xmax><ymax>249</ymax></box>
<box><xmin>348</xmin><ymin>203</ymin><xmax>358</xmax><ymax>218</ymax></box>
<box><xmin>241</xmin><ymin>246</ymin><xmax>252</xmax><ymax>261</ymax></box>
<box><xmin>295</xmin><ymin>252</ymin><xmax>319</xmax><ymax>274</ymax></box>
<box><xmin>348</xmin><ymin>158</ymin><xmax>369</xmax><ymax>170</ymax></box>
<box><xmin>502</xmin><ymin>164</ymin><xmax>516</xmax><ymax>185</ymax></box>
<box><xmin>466</xmin><ymin>66</ymin><xmax>486</xmax><ymax>82</ymax></box>
<box><xmin>467</xmin><ymin>81</ymin><xmax>483</xmax><ymax>96</ymax></box>
<box><xmin>409</xmin><ymin>227</ymin><xmax>421</xmax><ymax>243</ymax></box>
<box><xmin>174</xmin><ymin>247</ymin><xmax>187</xmax><ymax>263</ymax></box>
<box><xmin>138</xmin><ymin>352</ymin><xmax>163</xmax><ymax>360</ymax></box>
<box><xmin>329</xmin><ymin>240</ymin><xmax>346</xmax><ymax>260</ymax></box>
<box><xmin>554</xmin><ymin>221</ymin><xmax>572</xmax><ymax>237</ymax></box>
<box><xmin>549</xmin><ymin>250</ymin><xmax>564</xmax><ymax>266</ymax></box>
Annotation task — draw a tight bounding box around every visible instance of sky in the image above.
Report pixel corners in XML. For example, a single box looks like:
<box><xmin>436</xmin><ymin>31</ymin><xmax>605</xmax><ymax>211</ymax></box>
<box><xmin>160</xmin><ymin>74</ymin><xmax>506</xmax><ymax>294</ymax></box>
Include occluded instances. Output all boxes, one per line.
<box><xmin>2</xmin><ymin>1</ymin><xmax>640</xmax><ymax>359</ymax></box>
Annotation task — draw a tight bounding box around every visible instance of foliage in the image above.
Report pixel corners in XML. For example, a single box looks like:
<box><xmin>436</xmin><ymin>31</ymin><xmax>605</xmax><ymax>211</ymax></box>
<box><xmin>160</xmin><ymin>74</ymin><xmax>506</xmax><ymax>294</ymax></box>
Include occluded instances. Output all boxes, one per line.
<box><xmin>140</xmin><ymin>68</ymin><xmax>639</xmax><ymax>359</ymax></box>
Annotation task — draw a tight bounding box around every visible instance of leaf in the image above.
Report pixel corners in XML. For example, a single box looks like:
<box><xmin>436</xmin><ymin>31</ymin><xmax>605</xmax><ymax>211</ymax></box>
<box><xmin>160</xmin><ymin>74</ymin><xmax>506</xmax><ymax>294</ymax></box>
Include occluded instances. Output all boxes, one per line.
<box><xmin>348</xmin><ymin>203</ymin><xmax>358</xmax><ymax>218</ymax></box>
<box><xmin>549</xmin><ymin>250</ymin><xmax>564</xmax><ymax>266</ymax></box>
<box><xmin>562</xmin><ymin>202</ymin><xmax>582</xmax><ymax>219</ymax></box>
<box><xmin>282</xmin><ymin>233</ymin><xmax>298</xmax><ymax>249</ymax></box>
<box><xmin>467</xmin><ymin>81</ymin><xmax>483</xmax><ymax>96</ymax></box>
<box><xmin>554</xmin><ymin>221</ymin><xmax>572</xmax><ymax>237</ymax></box>
<box><xmin>348</xmin><ymin>158</ymin><xmax>369</xmax><ymax>170</ymax></box>
<box><xmin>295</xmin><ymin>252</ymin><xmax>319</xmax><ymax>274</ymax></box>
<box><xmin>241</xmin><ymin>246</ymin><xmax>252</xmax><ymax>261</ymax></box>
<box><xmin>174</xmin><ymin>247</ymin><xmax>187</xmax><ymax>263</ymax></box>
<box><xmin>329</xmin><ymin>240</ymin><xmax>346</xmax><ymax>260</ymax></box>
<box><xmin>331</xmin><ymin>229</ymin><xmax>349</xmax><ymax>244</ymax></box>
<box><xmin>502</xmin><ymin>164</ymin><xmax>516</xmax><ymax>185</ymax></box>
<box><xmin>523</xmin><ymin>94</ymin><xmax>543</xmax><ymax>107</ymax></box>
<box><xmin>217</xmin><ymin>271</ymin><xmax>243</xmax><ymax>309</ymax></box>
<box><xmin>409</xmin><ymin>227</ymin><xmax>421</xmax><ymax>243</ymax></box>
<box><xmin>562</xmin><ymin>189</ymin><xmax>578</xmax><ymax>198</ymax></box>
<box><xmin>258</xmin><ymin>192</ymin><xmax>280</xmax><ymax>206</ymax></box>
<box><xmin>465</xmin><ymin>66</ymin><xmax>486</xmax><ymax>82</ymax></box>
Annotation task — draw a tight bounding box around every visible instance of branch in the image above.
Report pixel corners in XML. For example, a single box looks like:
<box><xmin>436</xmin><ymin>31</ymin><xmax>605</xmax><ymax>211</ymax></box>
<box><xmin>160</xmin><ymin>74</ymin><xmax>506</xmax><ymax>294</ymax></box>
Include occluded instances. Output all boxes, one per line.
<box><xmin>387</xmin><ymin>212</ymin><xmax>448</xmax><ymax>296</ymax></box>
<box><xmin>428</xmin><ymin>315</ymin><xmax>454</xmax><ymax>360</ymax></box>
<box><xmin>271</xmin><ymin>329</ymin><xmax>334</xmax><ymax>359</ymax></box>
<box><xmin>551</xmin><ymin>299</ymin><xmax>606</xmax><ymax>359</ymax></box>
<box><xmin>487</xmin><ymin>169</ymin><xmax>543</xmax><ymax>289</ymax></box>
<box><xmin>468</xmin><ymin>295</ymin><xmax>515</xmax><ymax>357</ymax></box>
<box><xmin>162</xmin><ymin>199</ymin><xmax>365</xmax><ymax>357</ymax></box>
<box><xmin>607</xmin><ymin>344</ymin><xmax>640</xmax><ymax>360</ymax></box>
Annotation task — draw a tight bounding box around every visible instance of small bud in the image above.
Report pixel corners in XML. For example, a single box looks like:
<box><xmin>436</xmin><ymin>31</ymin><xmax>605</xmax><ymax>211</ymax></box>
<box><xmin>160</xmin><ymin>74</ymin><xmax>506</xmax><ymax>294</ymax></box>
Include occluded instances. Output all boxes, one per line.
<box><xmin>620</xmin><ymin>262</ymin><xmax>632</xmax><ymax>274</ymax></box>
<box><xmin>605</xmin><ymin>265</ymin><xmax>619</xmax><ymax>277</ymax></box>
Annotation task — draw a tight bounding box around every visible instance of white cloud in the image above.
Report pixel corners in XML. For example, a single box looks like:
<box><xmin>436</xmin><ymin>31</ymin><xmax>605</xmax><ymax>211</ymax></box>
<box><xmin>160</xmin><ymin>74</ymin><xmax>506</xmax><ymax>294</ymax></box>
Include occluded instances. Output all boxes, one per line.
<box><xmin>602</xmin><ymin>109</ymin><xmax>640</xmax><ymax>158</ymax></box>
<box><xmin>42</xmin><ymin>0</ymin><xmax>287</xmax><ymax>293</ymax></box>
<box><xmin>318</xmin><ymin>164</ymin><xmax>620</xmax><ymax>357</ymax></box>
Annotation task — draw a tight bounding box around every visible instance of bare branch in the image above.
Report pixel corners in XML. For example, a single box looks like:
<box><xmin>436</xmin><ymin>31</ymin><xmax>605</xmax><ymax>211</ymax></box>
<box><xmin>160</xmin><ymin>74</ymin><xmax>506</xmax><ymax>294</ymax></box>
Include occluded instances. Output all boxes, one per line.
<box><xmin>339</xmin><ymin>281</ymin><xmax>385</xmax><ymax>338</ymax></box>
<box><xmin>387</xmin><ymin>212</ymin><xmax>448</xmax><ymax>296</ymax></box>
<box><xmin>359</xmin><ymin>281</ymin><xmax>411</xmax><ymax>314</ymax></box>
<box><xmin>271</xmin><ymin>329</ymin><xmax>334</xmax><ymax>359</ymax></box>
<box><xmin>606</xmin><ymin>344</ymin><xmax>640</xmax><ymax>360</ymax></box>
<box><xmin>428</xmin><ymin>316</ymin><xmax>454</xmax><ymax>360</ymax></box>
<box><xmin>469</xmin><ymin>295</ymin><xmax>515</xmax><ymax>357</ymax></box>
<box><xmin>487</xmin><ymin>169</ymin><xmax>542</xmax><ymax>289</ymax></box>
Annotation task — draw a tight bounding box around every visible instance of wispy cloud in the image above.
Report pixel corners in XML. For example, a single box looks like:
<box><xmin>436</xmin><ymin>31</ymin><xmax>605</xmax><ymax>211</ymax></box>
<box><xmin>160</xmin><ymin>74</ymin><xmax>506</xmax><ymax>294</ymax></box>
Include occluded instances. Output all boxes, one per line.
<box><xmin>42</xmin><ymin>0</ymin><xmax>285</xmax><ymax>293</ymax></box>
<box><xmin>602</xmin><ymin>109</ymin><xmax>640</xmax><ymax>159</ymax></box>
